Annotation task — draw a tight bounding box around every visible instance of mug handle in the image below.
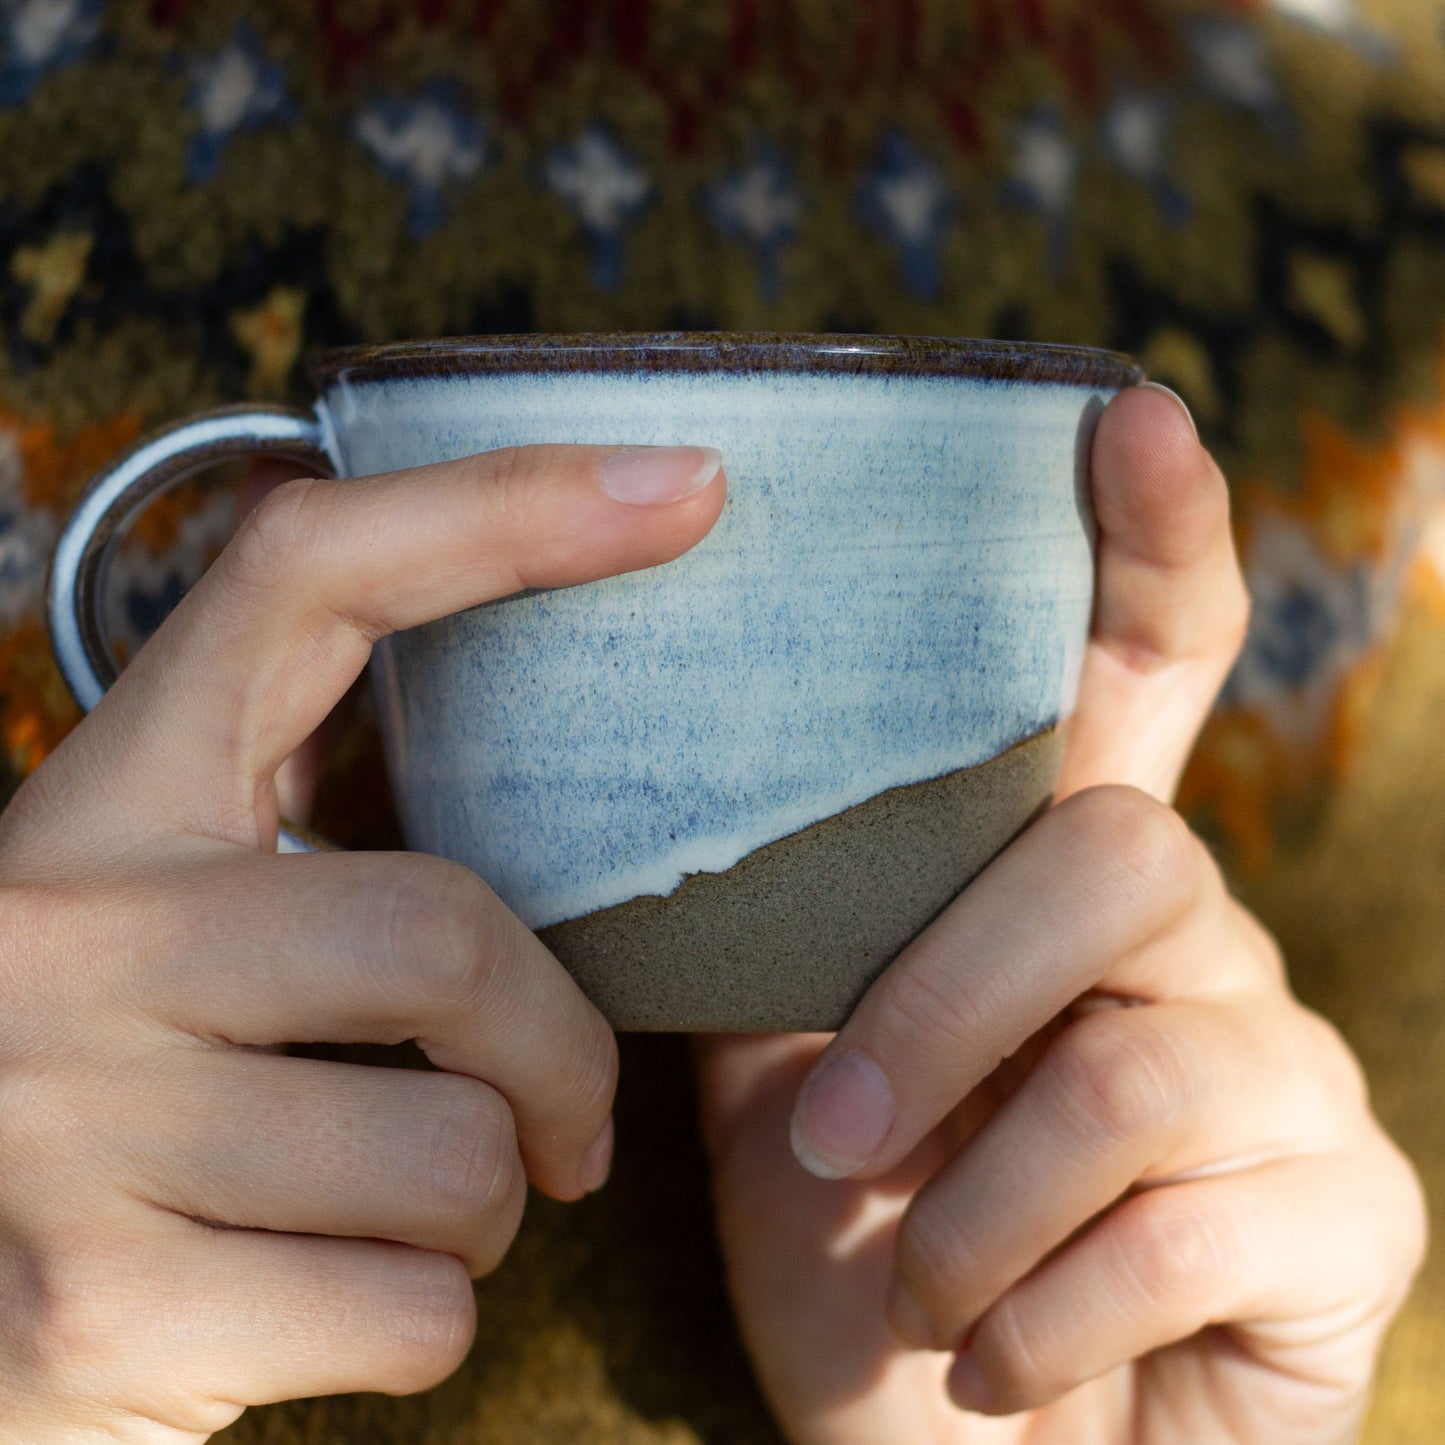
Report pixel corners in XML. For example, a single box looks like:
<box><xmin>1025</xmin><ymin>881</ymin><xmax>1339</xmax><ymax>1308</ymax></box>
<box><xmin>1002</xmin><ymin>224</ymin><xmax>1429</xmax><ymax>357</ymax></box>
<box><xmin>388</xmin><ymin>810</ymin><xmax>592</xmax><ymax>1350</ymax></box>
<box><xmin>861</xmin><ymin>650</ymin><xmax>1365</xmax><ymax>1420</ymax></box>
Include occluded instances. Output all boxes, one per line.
<box><xmin>46</xmin><ymin>403</ymin><xmax>339</xmax><ymax>854</ymax></box>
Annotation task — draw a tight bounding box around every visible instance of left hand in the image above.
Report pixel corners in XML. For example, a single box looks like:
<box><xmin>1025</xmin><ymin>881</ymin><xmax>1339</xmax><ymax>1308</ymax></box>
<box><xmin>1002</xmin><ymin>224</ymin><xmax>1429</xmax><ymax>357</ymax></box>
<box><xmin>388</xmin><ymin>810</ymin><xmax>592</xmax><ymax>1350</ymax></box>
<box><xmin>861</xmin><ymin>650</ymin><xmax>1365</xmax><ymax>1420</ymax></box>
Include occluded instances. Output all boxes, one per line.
<box><xmin>692</xmin><ymin>387</ymin><xmax>1427</xmax><ymax>1443</ymax></box>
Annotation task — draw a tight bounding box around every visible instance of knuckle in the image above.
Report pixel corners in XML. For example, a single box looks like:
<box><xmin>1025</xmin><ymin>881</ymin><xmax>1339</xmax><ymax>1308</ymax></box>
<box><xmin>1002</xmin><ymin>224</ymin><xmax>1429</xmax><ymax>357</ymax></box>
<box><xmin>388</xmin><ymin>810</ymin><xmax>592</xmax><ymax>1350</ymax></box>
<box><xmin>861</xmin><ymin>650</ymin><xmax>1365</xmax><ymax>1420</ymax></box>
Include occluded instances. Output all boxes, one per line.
<box><xmin>1055</xmin><ymin>1013</ymin><xmax>1188</xmax><ymax>1146</ymax></box>
<box><xmin>1375</xmin><ymin>1137</ymin><xmax>1429</xmax><ymax>1289</ymax></box>
<box><xmin>1295</xmin><ymin>1007</ymin><xmax>1369</xmax><ymax>1112</ymax></box>
<box><xmin>378</xmin><ymin>1253</ymin><xmax>477</xmax><ymax>1395</ymax></box>
<box><xmin>226</xmin><ymin>476</ymin><xmax>327</xmax><ymax>591</ymax></box>
<box><xmin>418</xmin><ymin>1080</ymin><xmax>522</xmax><ymax>1245</ymax></box>
<box><xmin>375</xmin><ymin>857</ymin><xmax>497</xmax><ymax>1008</ymax></box>
<box><xmin>1063</xmin><ymin>786</ymin><xmax>1201</xmax><ymax>922</ymax></box>
<box><xmin>1120</xmin><ymin>1190</ymin><xmax>1237</xmax><ymax>1310</ymax></box>
<box><xmin>882</xmin><ymin>957</ymin><xmax>995</xmax><ymax>1063</ymax></box>
<box><xmin>472</xmin><ymin>445</ymin><xmax>550</xmax><ymax>522</ymax></box>
<box><xmin>1231</xmin><ymin>902</ymin><xmax>1287</xmax><ymax>988</ymax></box>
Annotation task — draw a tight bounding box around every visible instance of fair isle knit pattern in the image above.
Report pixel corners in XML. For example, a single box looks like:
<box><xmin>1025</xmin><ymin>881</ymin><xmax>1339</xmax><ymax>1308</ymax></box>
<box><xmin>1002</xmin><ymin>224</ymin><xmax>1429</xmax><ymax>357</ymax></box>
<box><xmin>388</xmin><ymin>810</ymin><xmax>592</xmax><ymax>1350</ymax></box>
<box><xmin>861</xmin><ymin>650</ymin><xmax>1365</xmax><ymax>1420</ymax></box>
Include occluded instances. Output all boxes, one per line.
<box><xmin>0</xmin><ymin>7</ymin><xmax>1443</xmax><ymax>1438</ymax></box>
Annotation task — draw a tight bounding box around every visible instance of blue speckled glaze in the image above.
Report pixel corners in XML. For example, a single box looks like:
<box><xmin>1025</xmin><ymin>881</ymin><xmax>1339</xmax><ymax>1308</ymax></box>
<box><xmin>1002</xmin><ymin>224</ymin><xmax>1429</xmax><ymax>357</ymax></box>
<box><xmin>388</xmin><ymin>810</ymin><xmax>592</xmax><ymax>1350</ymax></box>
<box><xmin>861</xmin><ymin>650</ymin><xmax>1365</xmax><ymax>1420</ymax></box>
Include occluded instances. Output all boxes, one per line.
<box><xmin>323</xmin><ymin>366</ymin><xmax>1106</xmax><ymax>929</ymax></box>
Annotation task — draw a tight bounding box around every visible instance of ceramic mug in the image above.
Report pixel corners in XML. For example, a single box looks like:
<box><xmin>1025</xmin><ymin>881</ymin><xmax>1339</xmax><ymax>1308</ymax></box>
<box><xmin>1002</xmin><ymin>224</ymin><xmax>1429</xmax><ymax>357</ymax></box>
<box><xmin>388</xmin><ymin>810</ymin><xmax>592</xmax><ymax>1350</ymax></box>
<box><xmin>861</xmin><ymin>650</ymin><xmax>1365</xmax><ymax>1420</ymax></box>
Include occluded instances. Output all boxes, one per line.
<box><xmin>48</xmin><ymin>332</ymin><xmax>1140</xmax><ymax>1032</ymax></box>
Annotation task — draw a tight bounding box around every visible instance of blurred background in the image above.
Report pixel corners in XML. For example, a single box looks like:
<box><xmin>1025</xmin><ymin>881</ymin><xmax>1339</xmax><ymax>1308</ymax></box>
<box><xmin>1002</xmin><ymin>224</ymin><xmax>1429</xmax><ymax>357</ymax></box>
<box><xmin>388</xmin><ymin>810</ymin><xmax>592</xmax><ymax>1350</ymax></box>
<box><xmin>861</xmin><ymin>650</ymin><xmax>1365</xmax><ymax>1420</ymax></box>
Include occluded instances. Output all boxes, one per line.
<box><xmin>0</xmin><ymin>1</ymin><xmax>1442</xmax><ymax>1440</ymax></box>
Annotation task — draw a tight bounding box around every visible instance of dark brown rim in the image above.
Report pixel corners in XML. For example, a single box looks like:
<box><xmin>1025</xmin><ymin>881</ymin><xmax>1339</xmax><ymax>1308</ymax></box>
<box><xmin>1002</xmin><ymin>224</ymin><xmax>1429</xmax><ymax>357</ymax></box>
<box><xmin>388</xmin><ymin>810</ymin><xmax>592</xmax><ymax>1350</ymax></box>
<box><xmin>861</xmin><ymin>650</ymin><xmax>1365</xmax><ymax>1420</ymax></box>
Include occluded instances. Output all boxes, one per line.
<box><xmin>311</xmin><ymin>332</ymin><xmax>1142</xmax><ymax>390</ymax></box>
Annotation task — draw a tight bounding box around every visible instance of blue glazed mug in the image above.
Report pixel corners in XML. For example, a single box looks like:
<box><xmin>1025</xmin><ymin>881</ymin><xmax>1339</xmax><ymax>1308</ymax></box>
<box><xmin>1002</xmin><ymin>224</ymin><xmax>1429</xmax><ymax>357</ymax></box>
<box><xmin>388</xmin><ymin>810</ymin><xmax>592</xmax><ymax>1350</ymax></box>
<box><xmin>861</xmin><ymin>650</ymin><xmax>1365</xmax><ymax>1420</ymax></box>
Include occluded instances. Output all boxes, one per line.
<box><xmin>48</xmin><ymin>333</ymin><xmax>1139</xmax><ymax>1031</ymax></box>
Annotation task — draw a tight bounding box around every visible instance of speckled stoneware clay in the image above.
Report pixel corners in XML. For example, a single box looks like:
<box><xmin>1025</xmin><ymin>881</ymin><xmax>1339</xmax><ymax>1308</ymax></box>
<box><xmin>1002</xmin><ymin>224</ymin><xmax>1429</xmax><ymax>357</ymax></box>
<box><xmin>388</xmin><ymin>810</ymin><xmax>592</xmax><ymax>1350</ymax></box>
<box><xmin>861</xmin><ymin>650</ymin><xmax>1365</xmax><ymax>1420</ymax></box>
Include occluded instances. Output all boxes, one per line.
<box><xmin>49</xmin><ymin>333</ymin><xmax>1140</xmax><ymax>1032</ymax></box>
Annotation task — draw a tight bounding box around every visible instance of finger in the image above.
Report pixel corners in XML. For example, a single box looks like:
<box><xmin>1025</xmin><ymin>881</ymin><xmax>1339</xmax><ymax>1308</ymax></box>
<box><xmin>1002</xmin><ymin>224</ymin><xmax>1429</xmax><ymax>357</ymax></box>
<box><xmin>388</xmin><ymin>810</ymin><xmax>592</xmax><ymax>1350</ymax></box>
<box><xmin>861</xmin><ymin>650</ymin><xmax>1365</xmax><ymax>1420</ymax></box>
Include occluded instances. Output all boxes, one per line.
<box><xmin>232</xmin><ymin>458</ymin><xmax>342</xmax><ymax>824</ymax></box>
<box><xmin>138</xmin><ymin>848</ymin><xmax>617</xmax><ymax>1202</ymax></box>
<box><xmin>1056</xmin><ymin>383</ymin><xmax>1250</xmax><ymax>802</ymax></box>
<box><xmin>788</xmin><ymin>787</ymin><xmax>1275</xmax><ymax>1182</ymax></box>
<box><xmin>1089</xmin><ymin>385</ymin><xmax>1244</xmax><ymax>670</ymax></box>
<box><xmin>131</xmin><ymin>1049</ymin><xmax>527</xmax><ymax>1277</ymax></box>
<box><xmin>948</xmin><ymin>1144</ymin><xmax>1427</xmax><ymax>1417</ymax></box>
<box><xmin>102</xmin><ymin>1226</ymin><xmax>479</xmax><ymax>1420</ymax></box>
<box><xmin>53</xmin><ymin>442</ymin><xmax>724</xmax><ymax>850</ymax></box>
<box><xmin>887</xmin><ymin>997</ymin><xmax>1356</xmax><ymax>1352</ymax></box>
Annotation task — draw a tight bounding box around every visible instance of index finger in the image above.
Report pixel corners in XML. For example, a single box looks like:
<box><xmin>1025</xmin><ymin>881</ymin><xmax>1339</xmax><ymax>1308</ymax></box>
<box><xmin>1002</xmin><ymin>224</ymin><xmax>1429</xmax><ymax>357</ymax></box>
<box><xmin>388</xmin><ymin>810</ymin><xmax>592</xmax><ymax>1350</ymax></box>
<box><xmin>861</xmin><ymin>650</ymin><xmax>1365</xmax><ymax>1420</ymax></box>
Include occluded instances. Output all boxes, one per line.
<box><xmin>46</xmin><ymin>444</ymin><xmax>724</xmax><ymax>851</ymax></box>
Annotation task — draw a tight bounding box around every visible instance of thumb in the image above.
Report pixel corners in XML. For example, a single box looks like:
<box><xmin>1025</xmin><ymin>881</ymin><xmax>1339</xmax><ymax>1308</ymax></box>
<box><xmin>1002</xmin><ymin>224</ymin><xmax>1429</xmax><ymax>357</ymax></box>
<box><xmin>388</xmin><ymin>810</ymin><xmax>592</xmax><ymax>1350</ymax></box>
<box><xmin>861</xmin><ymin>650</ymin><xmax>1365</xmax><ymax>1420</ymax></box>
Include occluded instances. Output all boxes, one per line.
<box><xmin>1055</xmin><ymin>384</ymin><xmax>1250</xmax><ymax>802</ymax></box>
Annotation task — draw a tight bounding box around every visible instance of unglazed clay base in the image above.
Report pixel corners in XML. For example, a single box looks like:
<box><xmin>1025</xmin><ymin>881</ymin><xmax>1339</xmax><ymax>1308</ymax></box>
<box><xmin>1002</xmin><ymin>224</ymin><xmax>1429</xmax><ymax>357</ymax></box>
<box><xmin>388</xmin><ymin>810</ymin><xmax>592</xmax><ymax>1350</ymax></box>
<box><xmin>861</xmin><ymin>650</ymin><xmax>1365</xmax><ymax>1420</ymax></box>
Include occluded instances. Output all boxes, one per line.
<box><xmin>540</xmin><ymin>724</ymin><xmax>1064</xmax><ymax>1032</ymax></box>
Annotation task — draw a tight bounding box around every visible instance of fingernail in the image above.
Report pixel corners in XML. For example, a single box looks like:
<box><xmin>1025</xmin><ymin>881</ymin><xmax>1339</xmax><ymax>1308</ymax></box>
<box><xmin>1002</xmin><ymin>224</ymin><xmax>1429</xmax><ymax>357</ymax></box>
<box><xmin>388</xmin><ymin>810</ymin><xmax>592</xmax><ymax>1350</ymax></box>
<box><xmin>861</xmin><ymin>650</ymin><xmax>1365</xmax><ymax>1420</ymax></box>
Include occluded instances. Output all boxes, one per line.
<box><xmin>578</xmin><ymin>1117</ymin><xmax>614</xmax><ymax>1193</ymax></box>
<box><xmin>790</xmin><ymin>1049</ymin><xmax>896</xmax><ymax>1179</ymax></box>
<box><xmin>886</xmin><ymin>1279</ymin><xmax>937</xmax><ymax>1351</ymax></box>
<box><xmin>948</xmin><ymin>1348</ymin><xmax>994</xmax><ymax>1413</ymax></box>
<box><xmin>600</xmin><ymin>446</ymin><xmax>722</xmax><ymax>505</ymax></box>
<box><xmin>1137</xmin><ymin>381</ymin><xmax>1199</xmax><ymax>441</ymax></box>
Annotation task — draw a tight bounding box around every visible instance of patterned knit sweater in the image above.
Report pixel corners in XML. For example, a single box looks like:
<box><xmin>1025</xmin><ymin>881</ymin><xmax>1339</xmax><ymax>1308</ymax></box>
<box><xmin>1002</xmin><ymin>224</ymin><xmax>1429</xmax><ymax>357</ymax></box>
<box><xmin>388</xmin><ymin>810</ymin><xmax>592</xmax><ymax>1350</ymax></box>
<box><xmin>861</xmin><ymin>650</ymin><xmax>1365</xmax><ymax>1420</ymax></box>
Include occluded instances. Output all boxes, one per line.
<box><xmin>0</xmin><ymin>3</ymin><xmax>1443</xmax><ymax>1442</ymax></box>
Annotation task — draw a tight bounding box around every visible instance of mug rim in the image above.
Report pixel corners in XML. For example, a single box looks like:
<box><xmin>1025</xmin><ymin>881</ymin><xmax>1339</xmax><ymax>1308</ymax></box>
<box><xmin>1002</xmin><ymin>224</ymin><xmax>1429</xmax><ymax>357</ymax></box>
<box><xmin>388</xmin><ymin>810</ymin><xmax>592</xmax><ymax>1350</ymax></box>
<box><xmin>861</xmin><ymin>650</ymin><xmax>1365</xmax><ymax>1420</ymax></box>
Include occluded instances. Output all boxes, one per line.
<box><xmin>311</xmin><ymin>331</ymin><xmax>1142</xmax><ymax>391</ymax></box>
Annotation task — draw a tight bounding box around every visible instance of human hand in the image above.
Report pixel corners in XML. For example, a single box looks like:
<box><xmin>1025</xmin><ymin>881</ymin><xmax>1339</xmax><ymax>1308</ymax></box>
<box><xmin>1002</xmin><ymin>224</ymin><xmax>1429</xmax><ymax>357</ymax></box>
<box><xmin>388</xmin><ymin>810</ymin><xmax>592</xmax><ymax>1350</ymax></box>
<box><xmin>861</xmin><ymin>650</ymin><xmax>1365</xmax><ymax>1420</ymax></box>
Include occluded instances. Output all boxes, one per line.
<box><xmin>693</xmin><ymin>388</ymin><xmax>1426</xmax><ymax>1444</ymax></box>
<box><xmin>0</xmin><ymin>442</ymin><xmax>724</xmax><ymax>1441</ymax></box>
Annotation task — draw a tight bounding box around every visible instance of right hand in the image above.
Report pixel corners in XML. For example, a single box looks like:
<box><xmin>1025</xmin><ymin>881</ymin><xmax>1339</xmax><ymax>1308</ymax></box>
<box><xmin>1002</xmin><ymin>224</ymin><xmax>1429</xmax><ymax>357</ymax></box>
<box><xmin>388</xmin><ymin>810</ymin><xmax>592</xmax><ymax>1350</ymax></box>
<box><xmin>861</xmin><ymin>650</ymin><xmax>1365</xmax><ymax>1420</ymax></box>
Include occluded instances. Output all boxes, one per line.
<box><xmin>0</xmin><ymin>441</ymin><xmax>725</xmax><ymax>1442</ymax></box>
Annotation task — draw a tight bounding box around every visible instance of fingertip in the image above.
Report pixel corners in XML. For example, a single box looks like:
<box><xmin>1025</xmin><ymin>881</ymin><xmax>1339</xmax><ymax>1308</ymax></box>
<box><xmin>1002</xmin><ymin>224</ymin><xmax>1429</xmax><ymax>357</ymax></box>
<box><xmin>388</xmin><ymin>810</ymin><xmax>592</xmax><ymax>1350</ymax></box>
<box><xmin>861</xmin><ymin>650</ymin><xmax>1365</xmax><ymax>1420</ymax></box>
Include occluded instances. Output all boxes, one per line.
<box><xmin>1092</xmin><ymin>385</ymin><xmax>1229</xmax><ymax>571</ymax></box>
<box><xmin>599</xmin><ymin>445</ymin><xmax>723</xmax><ymax>506</ymax></box>
<box><xmin>1107</xmin><ymin>381</ymin><xmax>1202</xmax><ymax>464</ymax></box>
<box><xmin>1136</xmin><ymin>382</ymin><xmax>1198</xmax><ymax>442</ymax></box>
<box><xmin>789</xmin><ymin>1047</ymin><xmax>898</xmax><ymax>1179</ymax></box>
<box><xmin>616</xmin><ymin>456</ymin><xmax>728</xmax><ymax>571</ymax></box>
<box><xmin>684</xmin><ymin>457</ymin><xmax>728</xmax><ymax>536</ymax></box>
<box><xmin>947</xmin><ymin>1348</ymin><xmax>998</xmax><ymax>1414</ymax></box>
<box><xmin>578</xmin><ymin>1115</ymin><xmax>615</xmax><ymax>1194</ymax></box>
<box><xmin>505</xmin><ymin>446</ymin><xmax>726</xmax><ymax>591</ymax></box>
